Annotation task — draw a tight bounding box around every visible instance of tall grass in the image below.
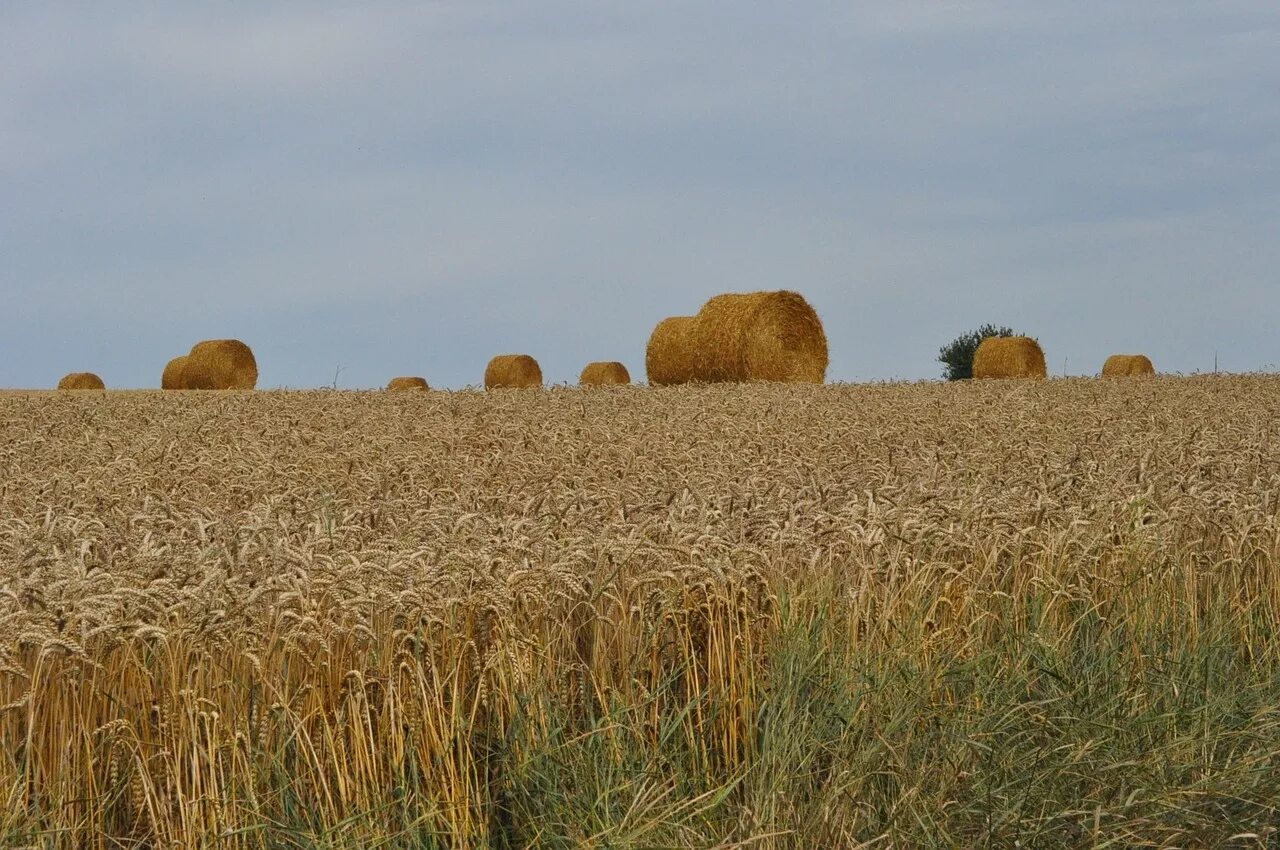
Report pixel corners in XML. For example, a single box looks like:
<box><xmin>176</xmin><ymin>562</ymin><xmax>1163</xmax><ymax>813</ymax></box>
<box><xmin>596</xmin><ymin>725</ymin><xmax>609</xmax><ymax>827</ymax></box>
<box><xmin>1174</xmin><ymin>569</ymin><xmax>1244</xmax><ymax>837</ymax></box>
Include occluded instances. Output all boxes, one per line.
<box><xmin>6</xmin><ymin>561</ymin><xmax>1276</xmax><ymax>847</ymax></box>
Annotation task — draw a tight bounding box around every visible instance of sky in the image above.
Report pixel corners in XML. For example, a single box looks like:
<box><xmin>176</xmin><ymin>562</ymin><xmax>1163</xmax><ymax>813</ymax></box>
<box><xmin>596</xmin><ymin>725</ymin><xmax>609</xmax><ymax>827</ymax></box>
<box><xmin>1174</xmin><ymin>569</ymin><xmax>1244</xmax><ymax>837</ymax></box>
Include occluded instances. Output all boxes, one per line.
<box><xmin>2</xmin><ymin>2</ymin><xmax>1278</xmax><ymax>389</ymax></box>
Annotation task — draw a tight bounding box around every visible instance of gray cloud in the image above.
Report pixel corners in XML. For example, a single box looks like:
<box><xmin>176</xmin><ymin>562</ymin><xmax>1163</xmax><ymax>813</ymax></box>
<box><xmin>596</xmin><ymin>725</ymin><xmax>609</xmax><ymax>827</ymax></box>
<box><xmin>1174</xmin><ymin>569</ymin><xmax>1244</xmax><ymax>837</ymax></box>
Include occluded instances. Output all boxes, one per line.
<box><xmin>3</xmin><ymin>1</ymin><xmax>1278</xmax><ymax>388</ymax></box>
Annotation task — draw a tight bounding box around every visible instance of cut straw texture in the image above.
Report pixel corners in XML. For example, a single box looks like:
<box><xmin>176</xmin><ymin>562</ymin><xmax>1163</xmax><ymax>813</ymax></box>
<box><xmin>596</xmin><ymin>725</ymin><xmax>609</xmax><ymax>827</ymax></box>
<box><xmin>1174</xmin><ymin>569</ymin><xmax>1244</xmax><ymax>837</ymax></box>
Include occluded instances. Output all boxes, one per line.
<box><xmin>579</xmin><ymin>361</ymin><xmax>631</xmax><ymax>387</ymax></box>
<box><xmin>387</xmin><ymin>376</ymin><xmax>430</xmax><ymax>391</ymax></box>
<box><xmin>485</xmin><ymin>354</ymin><xmax>543</xmax><ymax>389</ymax></box>
<box><xmin>972</xmin><ymin>336</ymin><xmax>1047</xmax><ymax>379</ymax></box>
<box><xmin>56</xmin><ymin>372</ymin><xmax>104</xmax><ymax>390</ymax></box>
<box><xmin>1102</xmin><ymin>354</ymin><xmax>1155</xmax><ymax>377</ymax></box>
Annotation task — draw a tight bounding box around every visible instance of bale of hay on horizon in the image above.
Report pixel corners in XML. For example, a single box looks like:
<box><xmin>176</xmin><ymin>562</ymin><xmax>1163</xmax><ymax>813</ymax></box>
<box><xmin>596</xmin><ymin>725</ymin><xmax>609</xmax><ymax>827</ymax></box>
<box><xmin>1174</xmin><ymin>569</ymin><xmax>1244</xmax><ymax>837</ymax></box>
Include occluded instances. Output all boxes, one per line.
<box><xmin>646</xmin><ymin>316</ymin><xmax>698</xmax><ymax>386</ymax></box>
<box><xmin>162</xmin><ymin>356</ymin><xmax>216</xmax><ymax>390</ymax></box>
<box><xmin>484</xmin><ymin>354</ymin><xmax>542</xmax><ymax>389</ymax></box>
<box><xmin>387</xmin><ymin>376</ymin><xmax>430</xmax><ymax>391</ymax></box>
<box><xmin>579</xmin><ymin>361</ymin><xmax>631</xmax><ymax>387</ymax></box>
<box><xmin>972</xmin><ymin>336</ymin><xmax>1047</xmax><ymax>379</ymax></box>
<box><xmin>690</xmin><ymin>290</ymin><xmax>828</xmax><ymax>383</ymax></box>
<box><xmin>188</xmin><ymin>339</ymin><xmax>258</xmax><ymax>390</ymax></box>
<box><xmin>57</xmin><ymin>372</ymin><xmax>105</xmax><ymax>391</ymax></box>
<box><xmin>1102</xmin><ymin>354</ymin><xmax>1155</xmax><ymax>377</ymax></box>
<box><xmin>161</xmin><ymin>356</ymin><xmax>188</xmax><ymax>390</ymax></box>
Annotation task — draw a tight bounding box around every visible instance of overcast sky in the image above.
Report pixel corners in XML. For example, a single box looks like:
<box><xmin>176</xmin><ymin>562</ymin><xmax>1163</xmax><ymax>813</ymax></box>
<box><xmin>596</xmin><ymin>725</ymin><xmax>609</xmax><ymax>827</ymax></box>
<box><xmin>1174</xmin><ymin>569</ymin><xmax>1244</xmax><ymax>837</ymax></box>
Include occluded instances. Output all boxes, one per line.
<box><xmin>3</xmin><ymin>2</ymin><xmax>1277</xmax><ymax>388</ymax></box>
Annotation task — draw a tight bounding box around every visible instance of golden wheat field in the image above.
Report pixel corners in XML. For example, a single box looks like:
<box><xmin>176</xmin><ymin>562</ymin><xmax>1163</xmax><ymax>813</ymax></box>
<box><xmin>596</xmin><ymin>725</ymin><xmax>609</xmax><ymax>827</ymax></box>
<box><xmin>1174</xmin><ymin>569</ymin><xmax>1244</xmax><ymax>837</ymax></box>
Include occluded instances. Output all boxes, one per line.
<box><xmin>4</xmin><ymin>377</ymin><xmax>1280</xmax><ymax>848</ymax></box>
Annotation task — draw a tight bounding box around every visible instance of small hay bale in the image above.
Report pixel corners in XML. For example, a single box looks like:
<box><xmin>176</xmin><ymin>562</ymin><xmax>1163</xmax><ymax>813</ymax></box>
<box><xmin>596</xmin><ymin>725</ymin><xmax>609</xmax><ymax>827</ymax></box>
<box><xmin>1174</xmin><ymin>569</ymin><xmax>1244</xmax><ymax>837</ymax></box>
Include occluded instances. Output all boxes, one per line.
<box><xmin>1101</xmin><ymin>354</ymin><xmax>1155</xmax><ymax>377</ymax></box>
<box><xmin>188</xmin><ymin>339</ymin><xmax>258</xmax><ymax>390</ymax></box>
<box><xmin>689</xmin><ymin>290</ymin><xmax>828</xmax><ymax>383</ymax></box>
<box><xmin>387</xmin><ymin>376</ymin><xmax>430</xmax><ymax>391</ymax></box>
<box><xmin>57</xmin><ymin>372</ymin><xmax>105</xmax><ymax>390</ymax></box>
<box><xmin>972</xmin><ymin>336</ymin><xmax>1046</xmax><ymax>379</ymax></box>
<box><xmin>579</xmin><ymin>361</ymin><xmax>631</xmax><ymax>387</ymax></box>
<box><xmin>645</xmin><ymin>316</ymin><xmax>697</xmax><ymax>386</ymax></box>
<box><xmin>161</xmin><ymin>356</ymin><xmax>189</xmax><ymax>389</ymax></box>
<box><xmin>484</xmin><ymin>354</ymin><xmax>542</xmax><ymax>389</ymax></box>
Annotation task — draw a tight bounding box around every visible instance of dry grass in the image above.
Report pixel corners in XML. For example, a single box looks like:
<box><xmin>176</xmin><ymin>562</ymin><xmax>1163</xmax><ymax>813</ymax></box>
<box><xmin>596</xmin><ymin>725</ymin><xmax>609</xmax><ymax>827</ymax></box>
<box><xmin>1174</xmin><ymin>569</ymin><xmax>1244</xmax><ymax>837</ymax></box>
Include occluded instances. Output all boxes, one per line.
<box><xmin>3</xmin><ymin>376</ymin><xmax>1280</xmax><ymax>848</ymax></box>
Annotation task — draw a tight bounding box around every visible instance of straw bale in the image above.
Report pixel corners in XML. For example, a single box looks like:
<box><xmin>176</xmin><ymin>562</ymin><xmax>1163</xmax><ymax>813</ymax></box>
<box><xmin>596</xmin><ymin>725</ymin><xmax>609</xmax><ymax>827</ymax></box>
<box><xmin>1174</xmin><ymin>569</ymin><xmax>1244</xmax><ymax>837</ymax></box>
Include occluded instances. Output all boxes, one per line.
<box><xmin>163</xmin><ymin>355</ymin><xmax>216</xmax><ymax>390</ymax></box>
<box><xmin>645</xmin><ymin>316</ymin><xmax>697</xmax><ymax>385</ymax></box>
<box><xmin>972</xmin><ymin>336</ymin><xmax>1047</xmax><ymax>379</ymax></box>
<box><xmin>188</xmin><ymin>339</ymin><xmax>258</xmax><ymax>390</ymax></box>
<box><xmin>387</xmin><ymin>376</ymin><xmax>430</xmax><ymax>391</ymax></box>
<box><xmin>56</xmin><ymin>372</ymin><xmax>105</xmax><ymax>391</ymax></box>
<box><xmin>579</xmin><ymin>361</ymin><xmax>631</xmax><ymax>387</ymax></box>
<box><xmin>181</xmin><ymin>360</ymin><xmax>218</xmax><ymax>390</ymax></box>
<box><xmin>162</xmin><ymin>356</ymin><xmax>188</xmax><ymax>390</ymax></box>
<box><xmin>1101</xmin><ymin>354</ymin><xmax>1155</xmax><ymax>377</ymax></box>
<box><xmin>484</xmin><ymin>354</ymin><xmax>542</xmax><ymax>389</ymax></box>
<box><xmin>689</xmin><ymin>290</ymin><xmax>828</xmax><ymax>383</ymax></box>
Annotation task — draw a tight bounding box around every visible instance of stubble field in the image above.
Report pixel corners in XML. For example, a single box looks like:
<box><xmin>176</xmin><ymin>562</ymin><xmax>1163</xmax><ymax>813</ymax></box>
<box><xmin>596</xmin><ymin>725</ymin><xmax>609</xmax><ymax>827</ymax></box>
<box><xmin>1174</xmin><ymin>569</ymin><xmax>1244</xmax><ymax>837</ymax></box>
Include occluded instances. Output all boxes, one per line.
<box><xmin>3</xmin><ymin>377</ymin><xmax>1280</xmax><ymax>848</ymax></box>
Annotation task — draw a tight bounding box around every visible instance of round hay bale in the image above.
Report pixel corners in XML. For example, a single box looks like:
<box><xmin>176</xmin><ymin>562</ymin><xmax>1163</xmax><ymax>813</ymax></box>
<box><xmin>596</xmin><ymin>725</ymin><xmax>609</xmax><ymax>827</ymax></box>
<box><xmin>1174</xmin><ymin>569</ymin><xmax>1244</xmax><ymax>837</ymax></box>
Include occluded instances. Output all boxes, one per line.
<box><xmin>484</xmin><ymin>354</ymin><xmax>542</xmax><ymax>389</ymax></box>
<box><xmin>161</xmin><ymin>356</ymin><xmax>189</xmax><ymax>389</ymax></box>
<box><xmin>387</xmin><ymin>376</ymin><xmax>430</xmax><ymax>391</ymax></box>
<box><xmin>972</xmin><ymin>336</ymin><xmax>1046</xmax><ymax>379</ymax></box>
<box><xmin>689</xmin><ymin>290</ymin><xmax>828</xmax><ymax>383</ymax></box>
<box><xmin>187</xmin><ymin>339</ymin><xmax>258</xmax><ymax>390</ymax></box>
<box><xmin>645</xmin><ymin>316</ymin><xmax>697</xmax><ymax>386</ymax></box>
<box><xmin>180</xmin><ymin>359</ymin><xmax>218</xmax><ymax>390</ymax></box>
<box><xmin>57</xmin><ymin>372</ymin><xmax>105</xmax><ymax>390</ymax></box>
<box><xmin>1101</xmin><ymin>354</ymin><xmax>1155</xmax><ymax>377</ymax></box>
<box><xmin>579</xmin><ymin>361</ymin><xmax>631</xmax><ymax>387</ymax></box>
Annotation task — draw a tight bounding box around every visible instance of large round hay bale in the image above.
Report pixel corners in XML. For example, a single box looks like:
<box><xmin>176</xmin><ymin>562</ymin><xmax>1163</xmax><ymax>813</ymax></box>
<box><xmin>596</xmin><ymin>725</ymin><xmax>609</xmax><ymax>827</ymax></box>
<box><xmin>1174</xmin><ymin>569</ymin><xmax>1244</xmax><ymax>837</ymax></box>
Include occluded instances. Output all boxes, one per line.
<box><xmin>579</xmin><ymin>361</ymin><xmax>631</xmax><ymax>387</ymax></box>
<box><xmin>1101</xmin><ymin>354</ymin><xmax>1155</xmax><ymax>377</ymax></box>
<box><xmin>187</xmin><ymin>339</ymin><xmax>258</xmax><ymax>389</ymax></box>
<box><xmin>484</xmin><ymin>354</ymin><xmax>542</xmax><ymax>389</ymax></box>
<box><xmin>689</xmin><ymin>290</ymin><xmax>828</xmax><ymax>383</ymax></box>
<box><xmin>646</xmin><ymin>316</ymin><xmax>697</xmax><ymax>386</ymax></box>
<box><xmin>972</xmin><ymin>336</ymin><xmax>1046</xmax><ymax>379</ymax></box>
<box><xmin>387</xmin><ymin>376</ymin><xmax>430</xmax><ymax>391</ymax></box>
<box><xmin>57</xmin><ymin>372</ymin><xmax>105</xmax><ymax>390</ymax></box>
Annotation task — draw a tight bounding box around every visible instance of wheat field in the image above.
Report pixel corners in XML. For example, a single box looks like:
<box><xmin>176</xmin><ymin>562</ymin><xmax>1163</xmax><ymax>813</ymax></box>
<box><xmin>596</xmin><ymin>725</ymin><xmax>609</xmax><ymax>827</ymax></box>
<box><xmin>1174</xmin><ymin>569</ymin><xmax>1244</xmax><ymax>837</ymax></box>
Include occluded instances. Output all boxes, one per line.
<box><xmin>3</xmin><ymin>378</ymin><xmax>1280</xmax><ymax>848</ymax></box>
